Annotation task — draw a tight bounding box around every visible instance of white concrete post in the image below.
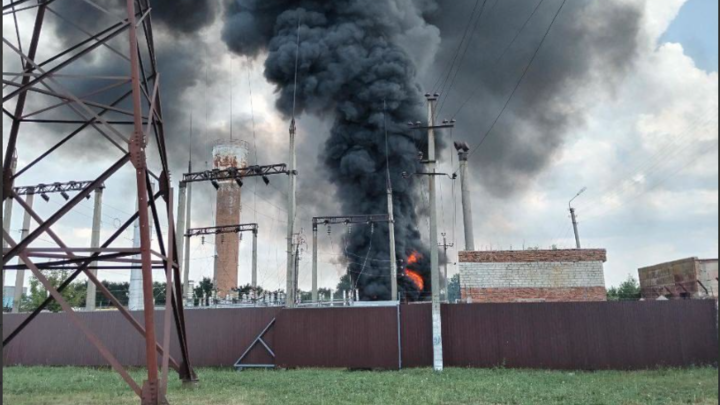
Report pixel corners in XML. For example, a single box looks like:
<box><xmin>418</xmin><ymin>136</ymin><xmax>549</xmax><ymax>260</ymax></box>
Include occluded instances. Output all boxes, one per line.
<box><xmin>427</xmin><ymin>94</ymin><xmax>444</xmax><ymax>372</ymax></box>
<box><xmin>86</xmin><ymin>188</ymin><xmax>103</xmax><ymax>311</ymax></box>
<box><xmin>312</xmin><ymin>225</ymin><xmax>318</xmax><ymax>303</ymax></box>
<box><xmin>13</xmin><ymin>192</ymin><xmax>34</xmax><ymax>313</ymax></box>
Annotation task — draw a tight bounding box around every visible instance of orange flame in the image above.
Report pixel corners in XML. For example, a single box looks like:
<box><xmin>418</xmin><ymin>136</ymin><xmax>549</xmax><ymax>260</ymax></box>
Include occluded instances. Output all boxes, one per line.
<box><xmin>407</xmin><ymin>251</ymin><xmax>422</xmax><ymax>265</ymax></box>
<box><xmin>405</xmin><ymin>251</ymin><xmax>425</xmax><ymax>291</ymax></box>
<box><xmin>406</xmin><ymin>270</ymin><xmax>424</xmax><ymax>291</ymax></box>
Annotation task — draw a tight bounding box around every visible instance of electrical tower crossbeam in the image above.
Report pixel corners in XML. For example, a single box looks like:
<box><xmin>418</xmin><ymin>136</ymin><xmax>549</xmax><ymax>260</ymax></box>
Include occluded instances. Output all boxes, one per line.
<box><xmin>13</xmin><ymin>180</ymin><xmax>102</xmax><ymax>196</ymax></box>
<box><xmin>186</xmin><ymin>224</ymin><xmax>258</xmax><ymax>237</ymax></box>
<box><xmin>312</xmin><ymin>215</ymin><xmax>391</xmax><ymax>229</ymax></box>
<box><xmin>181</xmin><ymin>164</ymin><xmax>289</xmax><ymax>184</ymax></box>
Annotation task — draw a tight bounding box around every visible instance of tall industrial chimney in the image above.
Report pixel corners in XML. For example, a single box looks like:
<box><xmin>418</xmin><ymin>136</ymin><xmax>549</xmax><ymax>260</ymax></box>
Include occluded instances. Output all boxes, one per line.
<box><xmin>213</xmin><ymin>139</ymin><xmax>249</xmax><ymax>298</ymax></box>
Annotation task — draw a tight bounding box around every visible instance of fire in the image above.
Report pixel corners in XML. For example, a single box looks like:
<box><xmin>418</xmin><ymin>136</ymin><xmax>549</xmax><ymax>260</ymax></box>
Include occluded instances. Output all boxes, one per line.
<box><xmin>406</xmin><ymin>270</ymin><xmax>425</xmax><ymax>291</ymax></box>
<box><xmin>407</xmin><ymin>251</ymin><xmax>422</xmax><ymax>265</ymax></box>
<box><xmin>404</xmin><ymin>252</ymin><xmax>425</xmax><ymax>291</ymax></box>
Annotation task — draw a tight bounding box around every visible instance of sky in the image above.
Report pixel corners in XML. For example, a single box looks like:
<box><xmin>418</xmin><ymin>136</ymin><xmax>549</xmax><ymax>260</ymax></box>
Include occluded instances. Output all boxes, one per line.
<box><xmin>2</xmin><ymin>0</ymin><xmax>718</xmax><ymax>299</ymax></box>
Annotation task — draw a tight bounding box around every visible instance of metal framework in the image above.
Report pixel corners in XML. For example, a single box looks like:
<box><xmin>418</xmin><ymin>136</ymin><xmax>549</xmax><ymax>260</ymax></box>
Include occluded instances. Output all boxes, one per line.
<box><xmin>311</xmin><ymin>215</ymin><xmax>392</xmax><ymax>303</ymax></box>
<box><xmin>2</xmin><ymin>1</ymin><xmax>196</xmax><ymax>403</ymax></box>
<box><xmin>312</xmin><ymin>215</ymin><xmax>391</xmax><ymax>228</ymax></box>
<box><xmin>186</xmin><ymin>224</ymin><xmax>258</xmax><ymax>237</ymax></box>
<box><xmin>186</xmin><ymin>223</ymin><xmax>260</xmax><ymax>293</ymax></box>
<box><xmin>181</xmin><ymin>164</ymin><xmax>290</xmax><ymax>185</ymax></box>
<box><xmin>13</xmin><ymin>180</ymin><xmax>101</xmax><ymax>197</ymax></box>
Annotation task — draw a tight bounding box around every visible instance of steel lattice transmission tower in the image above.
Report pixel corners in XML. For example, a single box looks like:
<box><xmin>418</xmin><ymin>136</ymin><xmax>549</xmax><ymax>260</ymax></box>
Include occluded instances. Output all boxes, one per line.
<box><xmin>2</xmin><ymin>0</ymin><xmax>197</xmax><ymax>403</ymax></box>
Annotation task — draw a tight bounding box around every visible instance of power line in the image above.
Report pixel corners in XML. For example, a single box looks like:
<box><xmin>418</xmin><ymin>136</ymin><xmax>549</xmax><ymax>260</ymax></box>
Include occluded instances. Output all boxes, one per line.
<box><xmin>431</xmin><ymin>0</ymin><xmax>482</xmax><ymax>93</ymax></box>
<box><xmin>436</xmin><ymin>0</ymin><xmax>491</xmax><ymax>116</ymax></box>
<box><xmin>460</xmin><ymin>0</ymin><xmax>568</xmax><ymax>170</ymax></box>
<box><xmin>451</xmin><ymin>0</ymin><xmax>547</xmax><ymax>119</ymax></box>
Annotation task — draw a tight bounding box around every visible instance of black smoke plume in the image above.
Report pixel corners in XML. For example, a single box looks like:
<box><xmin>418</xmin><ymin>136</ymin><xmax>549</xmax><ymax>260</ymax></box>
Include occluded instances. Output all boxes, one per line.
<box><xmin>222</xmin><ymin>1</ymin><xmax>440</xmax><ymax>300</ymax></box>
<box><xmin>424</xmin><ymin>0</ymin><xmax>643</xmax><ymax>196</ymax></box>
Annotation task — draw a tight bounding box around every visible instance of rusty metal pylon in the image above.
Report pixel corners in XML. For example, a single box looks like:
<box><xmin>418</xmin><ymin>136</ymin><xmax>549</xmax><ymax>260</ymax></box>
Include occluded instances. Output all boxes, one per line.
<box><xmin>2</xmin><ymin>0</ymin><xmax>196</xmax><ymax>403</ymax></box>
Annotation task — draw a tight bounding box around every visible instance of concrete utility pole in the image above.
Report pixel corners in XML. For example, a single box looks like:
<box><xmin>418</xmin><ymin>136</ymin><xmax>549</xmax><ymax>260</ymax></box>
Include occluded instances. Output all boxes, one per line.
<box><xmin>182</xmin><ymin>161</ymin><xmax>195</xmax><ymax>302</ymax></box>
<box><xmin>85</xmin><ymin>188</ymin><xmax>103</xmax><ymax>311</ymax></box>
<box><xmin>286</xmin><ymin>119</ymin><xmax>298</xmax><ymax>308</ymax></box>
<box><xmin>455</xmin><ymin>142</ymin><xmax>475</xmax><ymax>251</ymax></box>
<box><xmin>426</xmin><ymin>94</ymin><xmax>444</xmax><ymax>372</ymax></box>
<box><xmin>129</xmin><ymin>183</ymin><xmax>154</xmax><ymax>311</ymax></box>
<box><xmin>383</xmin><ymin>100</ymin><xmax>399</xmax><ymax>301</ymax></box>
<box><xmin>312</xmin><ymin>225</ymin><xmax>318</xmax><ymax>302</ymax></box>
<box><xmin>3</xmin><ymin>151</ymin><xmax>17</xmax><ymax>289</ymax></box>
<box><xmin>12</xmin><ymin>192</ymin><xmax>33</xmax><ymax>313</ymax></box>
<box><xmin>252</xmin><ymin>227</ymin><xmax>258</xmax><ymax>291</ymax></box>
<box><xmin>569</xmin><ymin>188</ymin><xmax>587</xmax><ymax>250</ymax></box>
<box><xmin>176</xmin><ymin>182</ymin><xmax>188</xmax><ymax>291</ymax></box>
<box><xmin>439</xmin><ymin>233</ymin><xmax>454</xmax><ymax>303</ymax></box>
<box><xmin>387</xmin><ymin>186</ymin><xmax>398</xmax><ymax>301</ymax></box>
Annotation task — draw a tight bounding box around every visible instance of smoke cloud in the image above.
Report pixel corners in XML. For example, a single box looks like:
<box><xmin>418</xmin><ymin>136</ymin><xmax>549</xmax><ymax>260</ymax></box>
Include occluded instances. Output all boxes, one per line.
<box><xmin>424</xmin><ymin>0</ymin><xmax>644</xmax><ymax>196</ymax></box>
<box><xmin>222</xmin><ymin>0</ymin><xmax>442</xmax><ymax>300</ymax></box>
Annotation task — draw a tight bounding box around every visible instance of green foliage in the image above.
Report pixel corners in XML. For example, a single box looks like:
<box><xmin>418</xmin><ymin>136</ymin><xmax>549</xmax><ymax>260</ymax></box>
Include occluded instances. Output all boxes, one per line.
<box><xmin>448</xmin><ymin>274</ymin><xmax>461</xmax><ymax>303</ymax></box>
<box><xmin>4</xmin><ymin>367</ymin><xmax>718</xmax><ymax>405</ymax></box>
<box><xmin>193</xmin><ymin>277</ymin><xmax>214</xmax><ymax>306</ymax></box>
<box><xmin>335</xmin><ymin>274</ymin><xmax>353</xmax><ymax>295</ymax></box>
<box><xmin>95</xmin><ymin>281</ymin><xmax>129</xmax><ymax>308</ymax></box>
<box><xmin>607</xmin><ymin>275</ymin><xmax>642</xmax><ymax>301</ymax></box>
<box><xmin>20</xmin><ymin>270</ymin><xmax>87</xmax><ymax>313</ymax></box>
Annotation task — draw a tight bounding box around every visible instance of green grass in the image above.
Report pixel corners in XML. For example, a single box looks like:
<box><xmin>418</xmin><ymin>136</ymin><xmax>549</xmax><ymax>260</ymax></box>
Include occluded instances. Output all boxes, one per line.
<box><xmin>3</xmin><ymin>366</ymin><xmax>718</xmax><ymax>405</ymax></box>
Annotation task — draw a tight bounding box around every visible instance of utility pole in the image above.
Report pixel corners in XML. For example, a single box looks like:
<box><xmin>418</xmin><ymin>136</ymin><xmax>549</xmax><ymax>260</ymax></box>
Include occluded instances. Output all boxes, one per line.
<box><xmin>439</xmin><ymin>233</ymin><xmax>454</xmax><ymax>302</ymax></box>
<box><xmin>454</xmin><ymin>142</ymin><xmax>475</xmax><ymax>251</ymax></box>
<box><xmin>387</xmin><ymin>186</ymin><xmax>398</xmax><ymax>301</ymax></box>
<box><xmin>384</xmin><ymin>100</ymin><xmax>398</xmax><ymax>301</ymax></box>
<box><xmin>86</xmin><ymin>188</ymin><xmax>103</xmax><ymax>311</ymax></box>
<box><xmin>13</xmin><ymin>192</ymin><xmax>33</xmax><ymax>313</ymax></box>
<box><xmin>176</xmin><ymin>182</ymin><xmax>188</xmax><ymax>289</ymax></box>
<box><xmin>183</xmin><ymin>161</ymin><xmax>193</xmax><ymax>299</ymax></box>
<box><xmin>252</xmin><ymin>227</ymin><xmax>258</xmax><ymax>292</ymax></box>
<box><xmin>569</xmin><ymin>188</ymin><xmax>587</xmax><ymax>250</ymax></box>
<box><xmin>406</xmin><ymin>96</ymin><xmax>455</xmax><ymax>372</ymax></box>
<box><xmin>312</xmin><ymin>225</ymin><xmax>318</xmax><ymax>303</ymax></box>
<box><xmin>3</xmin><ymin>151</ymin><xmax>17</xmax><ymax>289</ymax></box>
<box><xmin>286</xmin><ymin>119</ymin><xmax>298</xmax><ymax>308</ymax></box>
<box><xmin>129</xmin><ymin>183</ymin><xmax>154</xmax><ymax>311</ymax></box>
<box><xmin>426</xmin><ymin>93</ymin><xmax>443</xmax><ymax>372</ymax></box>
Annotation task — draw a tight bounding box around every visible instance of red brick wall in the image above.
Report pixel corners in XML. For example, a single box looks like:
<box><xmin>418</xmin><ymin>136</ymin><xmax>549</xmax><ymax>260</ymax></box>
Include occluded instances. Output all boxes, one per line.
<box><xmin>459</xmin><ymin>249</ymin><xmax>607</xmax><ymax>263</ymax></box>
<box><xmin>215</xmin><ymin>183</ymin><xmax>241</xmax><ymax>298</ymax></box>
<box><xmin>463</xmin><ymin>287</ymin><xmax>608</xmax><ymax>303</ymax></box>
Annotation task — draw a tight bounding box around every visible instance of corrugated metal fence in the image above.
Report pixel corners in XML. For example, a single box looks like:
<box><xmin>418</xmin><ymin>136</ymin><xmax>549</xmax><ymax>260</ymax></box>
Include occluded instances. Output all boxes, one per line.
<box><xmin>3</xmin><ymin>301</ymin><xmax>718</xmax><ymax>370</ymax></box>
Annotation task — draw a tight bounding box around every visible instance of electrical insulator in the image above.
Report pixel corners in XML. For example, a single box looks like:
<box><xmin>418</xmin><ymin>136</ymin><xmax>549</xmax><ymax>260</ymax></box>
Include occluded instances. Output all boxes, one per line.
<box><xmin>201</xmin><ymin>236</ymin><xmax>205</xmax><ymax>245</ymax></box>
<box><xmin>327</xmin><ymin>226</ymin><xmax>332</xmax><ymax>235</ymax></box>
<box><xmin>348</xmin><ymin>225</ymin><xmax>353</xmax><ymax>234</ymax></box>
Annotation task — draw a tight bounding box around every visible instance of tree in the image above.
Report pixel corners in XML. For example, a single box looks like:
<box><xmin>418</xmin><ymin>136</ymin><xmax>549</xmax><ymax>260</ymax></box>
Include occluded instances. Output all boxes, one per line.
<box><xmin>607</xmin><ymin>275</ymin><xmax>642</xmax><ymax>301</ymax></box>
<box><xmin>336</xmin><ymin>274</ymin><xmax>353</xmax><ymax>298</ymax></box>
<box><xmin>20</xmin><ymin>270</ymin><xmax>87</xmax><ymax>313</ymax></box>
<box><xmin>448</xmin><ymin>274</ymin><xmax>461</xmax><ymax>303</ymax></box>
<box><xmin>95</xmin><ymin>281</ymin><xmax>130</xmax><ymax>308</ymax></box>
<box><xmin>193</xmin><ymin>278</ymin><xmax>214</xmax><ymax>306</ymax></box>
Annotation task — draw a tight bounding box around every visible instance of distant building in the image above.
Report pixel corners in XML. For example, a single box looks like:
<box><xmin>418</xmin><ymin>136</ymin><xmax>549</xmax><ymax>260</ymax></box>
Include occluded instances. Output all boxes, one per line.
<box><xmin>638</xmin><ymin>258</ymin><xmax>718</xmax><ymax>300</ymax></box>
<box><xmin>459</xmin><ymin>249</ymin><xmax>608</xmax><ymax>303</ymax></box>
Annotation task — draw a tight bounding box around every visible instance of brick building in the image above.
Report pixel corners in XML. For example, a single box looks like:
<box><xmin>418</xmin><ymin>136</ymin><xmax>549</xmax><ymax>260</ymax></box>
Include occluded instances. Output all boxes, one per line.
<box><xmin>459</xmin><ymin>249</ymin><xmax>608</xmax><ymax>303</ymax></box>
<box><xmin>638</xmin><ymin>257</ymin><xmax>718</xmax><ymax>300</ymax></box>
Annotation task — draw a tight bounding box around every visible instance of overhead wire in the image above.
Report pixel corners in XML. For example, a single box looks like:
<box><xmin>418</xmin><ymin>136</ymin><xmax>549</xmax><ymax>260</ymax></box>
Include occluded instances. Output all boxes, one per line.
<box><xmin>431</xmin><ymin>0</ymin><xmax>482</xmax><ymax>93</ymax></box>
<box><xmin>436</xmin><ymin>0</ymin><xmax>490</xmax><ymax>117</ymax></box>
<box><xmin>451</xmin><ymin>0</ymin><xmax>547</xmax><ymax>120</ymax></box>
<box><xmin>457</xmin><ymin>0</ymin><xmax>568</xmax><ymax>172</ymax></box>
